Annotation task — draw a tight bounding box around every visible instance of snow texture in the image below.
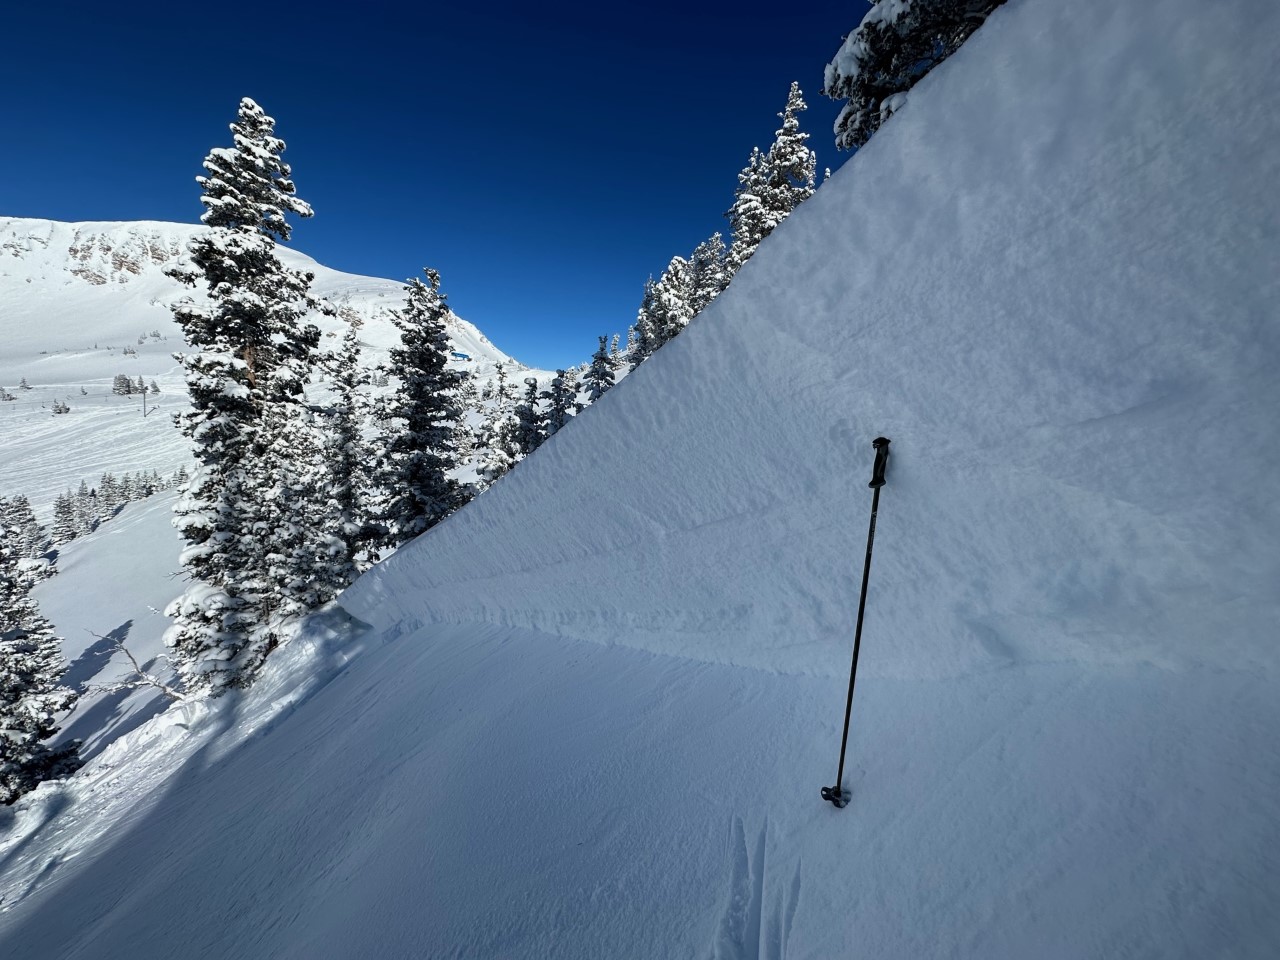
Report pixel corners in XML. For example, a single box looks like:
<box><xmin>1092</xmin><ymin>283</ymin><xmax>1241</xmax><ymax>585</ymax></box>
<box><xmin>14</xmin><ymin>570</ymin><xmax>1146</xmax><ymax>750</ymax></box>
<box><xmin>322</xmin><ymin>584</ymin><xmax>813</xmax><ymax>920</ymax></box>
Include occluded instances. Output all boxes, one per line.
<box><xmin>1</xmin><ymin>0</ymin><xmax>1278</xmax><ymax>955</ymax></box>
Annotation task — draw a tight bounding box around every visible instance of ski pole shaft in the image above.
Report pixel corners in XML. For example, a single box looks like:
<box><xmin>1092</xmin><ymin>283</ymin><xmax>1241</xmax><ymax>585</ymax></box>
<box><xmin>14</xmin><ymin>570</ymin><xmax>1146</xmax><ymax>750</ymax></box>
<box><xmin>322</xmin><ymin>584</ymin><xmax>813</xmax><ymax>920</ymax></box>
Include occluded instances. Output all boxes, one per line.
<box><xmin>824</xmin><ymin>437</ymin><xmax>890</xmax><ymax>808</ymax></box>
<box><xmin>834</xmin><ymin>482</ymin><xmax>880</xmax><ymax>791</ymax></box>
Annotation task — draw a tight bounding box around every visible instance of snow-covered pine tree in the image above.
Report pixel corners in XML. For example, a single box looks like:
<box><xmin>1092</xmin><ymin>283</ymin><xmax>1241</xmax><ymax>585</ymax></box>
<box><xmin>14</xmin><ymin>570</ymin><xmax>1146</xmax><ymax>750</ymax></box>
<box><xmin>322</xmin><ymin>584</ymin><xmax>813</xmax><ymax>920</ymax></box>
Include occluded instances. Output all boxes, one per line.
<box><xmin>476</xmin><ymin>363</ymin><xmax>519</xmax><ymax>491</ymax></box>
<box><xmin>824</xmin><ymin>0</ymin><xmax>1006</xmax><ymax>150</ymax></box>
<box><xmin>51</xmin><ymin>493</ymin><xmax>77</xmax><ymax>545</ymax></box>
<box><xmin>0</xmin><ymin>496</ymin><xmax>46</xmax><ymax>561</ymax></box>
<box><xmin>0</xmin><ymin>521</ymin><xmax>80</xmax><ymax>804</ymax></box>
<box><xmin>112</xmin><ymin>374</ymin><xmax>133</xmax><ymax>396</ymax></box>
<box><xmin>727</xmin><ymin>85</ymin><xmax>816</xmax><ymax>275</ymax></box>
<box><xmin>649</xmin><ymin>255</ymin><xmax>696</xmax><ymax>348</ymax></box>
<box><xmin>727</xmin><ymin>146</ymin><xmax>767</xmax><ymax>277</ymax></box>
<box><xmin>73</xmin><ymin>480</ymin><xmax>96</xmax><ymax>536</ymax></box>
<box><xmin>584</xmin><ymin>336</ymin><xmax>617</xmax><ymax>405</ymax></box>
<box><xmin>513</xmin><ymin>377</ymin><xmax>546</xmax><ymax>457</ymax></box>
<box><xmin>251</xmin><ymin>401</ymin><xmax>341</xmax><ymax>623</ymax></box>
<box><xmin>689</xmin><ymin>233</ymin><xmax>729</xmax><ymax>316</ymax></box>
<box><xmin>98</xmin><ymin>473</ymin><xmax>121</xmax><ymax>516</ymax></box>
<box><xmin>762</xmin><ymin>83</ymin><xmax>817</xmax><ymax>211</ymax></box>
<box><xmin>319</xmin><ymin>311</ymin><xmax>376</xmax><ymax>578</ymax></box>
<box><xmin>609</xmin><ymin>334</ymin><xmax>624</xmax><ymax>370</ymax></box>
<box><xmin>165</xmin><ymin>97</ymin><xmax>322</xmax><ymax>692</ymax></box>
<box><xmin>475</xmin><ymin>362</ymin><xmax>521</xmax><ymax>488</ymax></box>
<box><xmin>375</xmin><ymin>269</ymin><xmax>470</xmax><ymax>548</ymax></box>
<box><xmin>452</xmin><ymin>370</ymin><xmax>480</xmax><ymax>463</ymax></box>
<box><xmin>541</xmin><ymin>368</ymin><xmax>581</xmax><ymax>439</ymax></box>
<box><xmin>478</xmin><ymin>408</ymin><xmax>521</xmax><ymax>487</ymax></box>
<box><xmin>629</xmin><ymin>278</ymin><xmax>661</xmax><ymax>370</ymax></box>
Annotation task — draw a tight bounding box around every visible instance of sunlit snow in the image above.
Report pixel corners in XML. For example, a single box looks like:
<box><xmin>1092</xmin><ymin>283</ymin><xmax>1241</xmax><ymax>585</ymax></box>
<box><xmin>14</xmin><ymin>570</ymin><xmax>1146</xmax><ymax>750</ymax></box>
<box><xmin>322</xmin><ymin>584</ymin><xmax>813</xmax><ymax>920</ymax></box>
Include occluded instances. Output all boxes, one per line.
<box><xmin>2</xmin><ymin>0</ymin><xmax>1278</xmax><ymax>956</ymax></box>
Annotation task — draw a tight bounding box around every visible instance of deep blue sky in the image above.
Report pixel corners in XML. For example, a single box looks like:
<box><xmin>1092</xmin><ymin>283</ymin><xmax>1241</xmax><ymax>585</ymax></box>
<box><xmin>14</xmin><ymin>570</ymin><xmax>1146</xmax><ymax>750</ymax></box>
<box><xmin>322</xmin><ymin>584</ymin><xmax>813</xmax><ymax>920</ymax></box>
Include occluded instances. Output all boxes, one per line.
<box><xmin>1</xmin><ymin>1</ymin><xmax>867</xmax><ymax>369</ymax></box>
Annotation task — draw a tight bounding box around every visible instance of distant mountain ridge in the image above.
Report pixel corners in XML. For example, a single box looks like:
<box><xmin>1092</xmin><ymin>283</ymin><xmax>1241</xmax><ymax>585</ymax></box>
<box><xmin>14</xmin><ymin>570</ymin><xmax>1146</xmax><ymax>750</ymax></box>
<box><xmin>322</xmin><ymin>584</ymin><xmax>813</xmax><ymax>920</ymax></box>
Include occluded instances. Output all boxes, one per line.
<box><xmin>0</xmin><ymin>217</ymin><xmax>538</xmax><ymax>505</ymax></box>
<box><xmin>0</xmin><ymin>216</ymin><xmax>520</xmax><ymax>365</ymax></box>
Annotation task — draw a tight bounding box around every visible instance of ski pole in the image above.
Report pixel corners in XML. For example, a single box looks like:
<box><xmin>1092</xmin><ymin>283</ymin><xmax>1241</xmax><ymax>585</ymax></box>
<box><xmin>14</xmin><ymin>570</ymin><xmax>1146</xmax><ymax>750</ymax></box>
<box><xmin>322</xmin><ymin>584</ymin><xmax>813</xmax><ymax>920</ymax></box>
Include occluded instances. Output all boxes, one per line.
<box><xmin>822</xmin><ymin>436</ymin><xmax>890</xmax><ymax>809</ymax></box>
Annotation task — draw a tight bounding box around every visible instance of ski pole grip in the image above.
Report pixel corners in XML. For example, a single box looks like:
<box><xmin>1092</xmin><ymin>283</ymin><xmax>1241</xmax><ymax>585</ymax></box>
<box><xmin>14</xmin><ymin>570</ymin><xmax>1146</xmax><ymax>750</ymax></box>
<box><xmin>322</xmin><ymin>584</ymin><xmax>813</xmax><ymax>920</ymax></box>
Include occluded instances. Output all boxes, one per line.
<box><xmin>869</xmin><ymin>437</ymin><xmax>890</xmax><ymax>488</ymax></box>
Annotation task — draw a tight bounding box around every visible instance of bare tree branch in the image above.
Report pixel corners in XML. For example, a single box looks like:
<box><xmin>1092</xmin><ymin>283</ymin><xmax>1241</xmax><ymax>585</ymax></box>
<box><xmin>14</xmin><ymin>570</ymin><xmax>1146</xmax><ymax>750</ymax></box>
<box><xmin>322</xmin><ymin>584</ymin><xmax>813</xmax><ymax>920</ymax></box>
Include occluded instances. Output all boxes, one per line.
<box><xmin>85</xmin><ymin>629</ymin><xmax>190</xmax><ymax>703</ymax></box>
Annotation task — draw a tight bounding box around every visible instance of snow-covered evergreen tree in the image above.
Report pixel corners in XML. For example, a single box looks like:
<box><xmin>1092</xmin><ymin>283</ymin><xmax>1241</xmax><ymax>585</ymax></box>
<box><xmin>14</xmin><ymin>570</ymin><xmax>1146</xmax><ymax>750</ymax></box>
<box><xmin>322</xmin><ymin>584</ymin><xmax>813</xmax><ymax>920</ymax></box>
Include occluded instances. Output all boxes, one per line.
<box><xmin>584</xmin><ymin>336</ymin><xmax>617</xmax><ymax>405</ymax></box>
<box><xmin>824</xmin><ymin>0</ymin><xmax>1006</xmax><ymax>150</ymax></box>
<box><xmin>689</xmin><ymin>233</ymin><xmax>729</xmax><ymax>315</ymax></box>
<box><xmin>98</xmin><ymin>473</ymin><xmax>122</xmax><ymax>516</ymax></box>
<box><xmin>375</xmin><ymin>269</ymin><xmax>470</xmax><ymax>548</ymax></box>
<box><xmin>452</xmin><ymin>371</ymin><xmax>480</xmax><ymax>463</ymax></box>
<box><xmin>0</xmin><ymin>522</ymin><xmax>80</xmax><ymax>804</ymax></box>
<box><xmin>629</xmin><ymin>278</ymin><xmax>660</xmax><ymax>370</ymax></box>
<box><xmin>73</xmin><ymin>481</ymin><xmax>96</xmax><ymax>536</ymax></box>
<box><xmin>727</xmin><ymin>146</ymin><xmax>768</xmax><ymax>276</ymax></box>
<box><xmin>649</xmin><ymin>255</ymin><xmax>696</xmax><ymax>348</ymax></box>
<box><xmin>476</xmin><ymin>363</ymin><xmax>520</xmax><ymax>487</ymax></box>
<box><xmin>763</xmin><ymin>83</ymin><xmax>817</xmax><ymax>211</ymax></box>
<box><xmin>165</xmin><ymin>96</ymin><xmax>322</xmax><ymax>692</ymax></box>
<box><xmin>51</xmin><ymin>493</ymin><xmax>77</xmax><ymax>545</ymax></box>
<box><xmin>319</xmin><ymin>311</ymin><xmax>376</xmax><ymax>579</ymax></box>
<box><xmin>513</xmin><ymin>377</ymin><xmax>546</xmax><ymax>457</ymax></box>
<box><xmin>541</xmin><ymin>368</ymin><xmax>581</xmax><ymax>439</ymax></box>
<box><xmin>0</xmin><ymin>496</ymin><xmax>46</xmax><ymax>561</ymax></box>
<box><xmin>727</xmin><ymin>84</ymin><xmax>816</xmax><ymax>275</ymax></box>
<box><xmin>251</xmin><ymin>402</ymin><xmax>340</xmax><ymax>622</ymax></box>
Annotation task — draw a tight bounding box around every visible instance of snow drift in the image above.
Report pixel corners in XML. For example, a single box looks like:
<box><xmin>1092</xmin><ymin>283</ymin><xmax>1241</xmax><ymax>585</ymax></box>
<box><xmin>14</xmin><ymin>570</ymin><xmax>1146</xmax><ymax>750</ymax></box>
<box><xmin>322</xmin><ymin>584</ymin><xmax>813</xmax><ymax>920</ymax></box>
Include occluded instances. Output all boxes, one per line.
<box><xmin>1</xmin><ymin>0</ymin><xmax>1278</xmax><ymax>956</ymax></box>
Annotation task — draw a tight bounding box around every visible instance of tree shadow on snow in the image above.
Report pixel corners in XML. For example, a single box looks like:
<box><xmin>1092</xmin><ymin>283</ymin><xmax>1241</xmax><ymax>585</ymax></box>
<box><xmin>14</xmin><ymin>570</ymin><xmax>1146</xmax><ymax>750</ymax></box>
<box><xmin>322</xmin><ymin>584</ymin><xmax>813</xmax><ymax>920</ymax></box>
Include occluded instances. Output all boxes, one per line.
<box><xmin>0</xmin><ymin>692</ymin><xmax>248</xmax><ymax>958</ymax></box>
<box><xmin>57</xmin><ymin>620</ymin><xmax>171</xmax><ymax>763</ymax></box>
<box><xmin>62</xmin><ymin>627</ymin><xmax>123</xmax><ymax>693</ymax></box>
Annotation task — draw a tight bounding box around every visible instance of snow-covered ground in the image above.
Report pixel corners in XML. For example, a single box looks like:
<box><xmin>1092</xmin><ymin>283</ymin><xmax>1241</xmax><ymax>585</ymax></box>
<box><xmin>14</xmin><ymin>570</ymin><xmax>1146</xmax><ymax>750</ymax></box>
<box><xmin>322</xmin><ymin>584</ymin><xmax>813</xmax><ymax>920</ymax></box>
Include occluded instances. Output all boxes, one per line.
<box><xmin>2</xmin><ymin>0</ymin><xmax>1279</xmax><ymax>956</ymax></box>
<box><xmin>0</xmin><ymin>216</ymin><xmax>535</xmax><ymax>512</ymax></box>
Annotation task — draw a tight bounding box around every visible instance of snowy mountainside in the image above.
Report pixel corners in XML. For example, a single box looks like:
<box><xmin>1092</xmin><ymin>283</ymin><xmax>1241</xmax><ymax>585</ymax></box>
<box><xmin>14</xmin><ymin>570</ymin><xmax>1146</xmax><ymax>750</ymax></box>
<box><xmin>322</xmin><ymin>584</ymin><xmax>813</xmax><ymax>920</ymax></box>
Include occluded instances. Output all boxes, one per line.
<box><xmin>1</xmin><ymin>0</ymin><xmax>1279</xmax><ymax>956</ymax></box>
<box><xmin>0</xmin><ymin>217</ymin><xmax>534</xmax><ymax>506</ymax></box>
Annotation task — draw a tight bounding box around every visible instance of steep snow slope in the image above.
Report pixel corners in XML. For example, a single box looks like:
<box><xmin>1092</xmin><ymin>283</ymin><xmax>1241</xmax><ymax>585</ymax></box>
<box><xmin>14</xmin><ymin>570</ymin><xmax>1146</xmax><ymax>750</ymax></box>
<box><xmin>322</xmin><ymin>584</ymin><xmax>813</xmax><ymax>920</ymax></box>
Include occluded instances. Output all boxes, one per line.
<box><xmin>2</xmin><ymin>0</ymin><xmax>1278</xmax><ymax>957</ymax></box>
<box><xmin>346</xmin><ymin>9</ymin><xmax>1279</xmax><ymax>682</ymax></box>
<box><xmin>0</xmin><ymin>218</ymin><xmax>532</xmax><ymax>506</ymax></box>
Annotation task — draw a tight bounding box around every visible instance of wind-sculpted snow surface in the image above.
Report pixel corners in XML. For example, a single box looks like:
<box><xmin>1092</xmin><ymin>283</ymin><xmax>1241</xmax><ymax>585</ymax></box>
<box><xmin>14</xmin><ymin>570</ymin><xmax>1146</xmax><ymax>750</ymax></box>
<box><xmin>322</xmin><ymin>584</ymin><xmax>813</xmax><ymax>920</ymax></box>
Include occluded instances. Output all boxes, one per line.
<box><xmin>1</xmin><ymin>0</ymin><xmax>1278</xmax><ymax>956</ymax></box>
<box><xmin>343</xmin><ymin>0</ymin><xmax>1279</xmax><ymax>682</ymax></box>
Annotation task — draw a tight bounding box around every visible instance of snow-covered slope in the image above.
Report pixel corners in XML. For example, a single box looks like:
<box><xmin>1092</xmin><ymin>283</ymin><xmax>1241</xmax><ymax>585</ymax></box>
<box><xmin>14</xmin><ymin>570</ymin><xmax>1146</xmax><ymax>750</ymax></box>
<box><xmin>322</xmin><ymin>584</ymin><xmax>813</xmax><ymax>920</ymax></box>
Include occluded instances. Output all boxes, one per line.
<box><xmin>2</xmin><ymin>0</ymin><xmax>1279</xmax><ymax>956</ymax></box>
<box><xmin>0</xmin><ymin>217</ymin><xmax>531</xmax><ymax>506</ymax></box>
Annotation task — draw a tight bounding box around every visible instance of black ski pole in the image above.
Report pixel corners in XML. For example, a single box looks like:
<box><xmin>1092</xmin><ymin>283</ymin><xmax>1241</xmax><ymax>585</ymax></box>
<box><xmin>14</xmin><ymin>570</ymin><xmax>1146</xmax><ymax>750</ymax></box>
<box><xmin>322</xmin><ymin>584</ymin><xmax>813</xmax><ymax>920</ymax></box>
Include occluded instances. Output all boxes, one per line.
<box><xmin>822</xmin><ymin>436</ymin><xmax>890</xmax><ymax>809</ymax></box>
